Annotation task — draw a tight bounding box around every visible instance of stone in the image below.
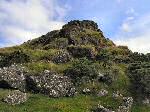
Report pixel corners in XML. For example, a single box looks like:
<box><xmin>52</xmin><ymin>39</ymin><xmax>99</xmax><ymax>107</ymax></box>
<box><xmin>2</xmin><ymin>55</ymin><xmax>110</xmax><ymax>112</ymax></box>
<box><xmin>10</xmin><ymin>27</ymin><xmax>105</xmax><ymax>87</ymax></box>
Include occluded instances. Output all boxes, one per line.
<box><xmin>0</xmin><ymin>64</ymin><xmax>27</xmax><ymax>92</ymax></box>
<box><xmin>112</xmin><ymin>91</ymin><xmax>123</xmax><ymax>99</ymax></box>
<box><xmin>142</xmin><ymin>98</ymin><xmax>150</xmax><ymax>105</ymax></box>
<box><xmin>3</xmin><ymin>90</ymin><xmax>27</xmax><ymax>105</ymax></box>
<box><xmin>98</xmin><ymin>74</ymin><xmax>112</xmax><ymax>85</ymax></box>
<box><xmin>26</xmin><ymin>70</ymin><xmax>76</xmax><ymax>98</ymax></box>
<box><xmin>117</xmin><ymin>97</ymin><xmax>133</xmax><ymax>112</ymax></box>
<box><xmin>82</xmin><ymin>88</ymin><xmax>91</xmax><ymax>94</ymax></box>
<box><xmin>91</xmin><ymin>104</ymin><xmax>115</xmax><ymax>112</ymax></box>
<box><xmin>97</xmin><ymin>89</ymin><xmax>108</xmax><ymax>97</ymax></box>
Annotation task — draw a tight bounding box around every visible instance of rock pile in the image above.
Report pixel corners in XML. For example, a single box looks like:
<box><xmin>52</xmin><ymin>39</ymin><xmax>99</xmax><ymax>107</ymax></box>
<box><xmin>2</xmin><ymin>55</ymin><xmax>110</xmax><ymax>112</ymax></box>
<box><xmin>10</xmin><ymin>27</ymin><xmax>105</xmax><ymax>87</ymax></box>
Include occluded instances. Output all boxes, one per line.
<box><xmin>26</xmin><ymin>70</ymin><xmax>76</xmax><ymax>97</ymax></box>
<box><xmin>3</xmin><ymin>90</ymin><xmax>27</xmax><ymax>105</ymax></box>
<box><xmin>0</xmin><ymin>64</ymin><xmax>27</xmax><ymax>91</ymax></box>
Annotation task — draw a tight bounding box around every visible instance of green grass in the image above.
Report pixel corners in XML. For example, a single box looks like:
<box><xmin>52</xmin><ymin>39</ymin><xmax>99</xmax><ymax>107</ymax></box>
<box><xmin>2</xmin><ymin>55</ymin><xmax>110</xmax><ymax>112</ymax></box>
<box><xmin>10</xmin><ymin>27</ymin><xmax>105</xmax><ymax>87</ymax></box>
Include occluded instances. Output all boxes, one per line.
<box><xmin>24</xmin><ymin>61</ymin><xmax>72</xmax><ymax>74</ymax></box>
<box><xmin>0</xmin><ymin>89</ymin><xmax>121</xmax><ymax>112</ymax></box>
<box><xmin>0</xmin><ymin>89</ymin><xmax>149</xmax><ymax>112</ymax></box>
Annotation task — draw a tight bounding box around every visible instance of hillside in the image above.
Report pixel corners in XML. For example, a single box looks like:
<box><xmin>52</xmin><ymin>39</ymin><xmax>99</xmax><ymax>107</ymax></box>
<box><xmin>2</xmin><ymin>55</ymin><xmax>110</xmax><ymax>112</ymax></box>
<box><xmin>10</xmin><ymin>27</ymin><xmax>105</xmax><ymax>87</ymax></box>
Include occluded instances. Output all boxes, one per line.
<box><xmin>0</xmin><ymin>20</ymin><xmax>149</xmax><ymax>112</ymax></box>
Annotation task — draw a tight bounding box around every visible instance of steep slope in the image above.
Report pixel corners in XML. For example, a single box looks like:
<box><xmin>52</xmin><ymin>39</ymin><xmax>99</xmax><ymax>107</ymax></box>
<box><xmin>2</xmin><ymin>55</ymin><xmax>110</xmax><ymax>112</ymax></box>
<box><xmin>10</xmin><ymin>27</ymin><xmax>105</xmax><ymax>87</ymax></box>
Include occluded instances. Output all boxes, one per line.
<box><xmin>0</xmin><ymin>20</ymin><xmax>149</xmax><ymax>112</ymax></box>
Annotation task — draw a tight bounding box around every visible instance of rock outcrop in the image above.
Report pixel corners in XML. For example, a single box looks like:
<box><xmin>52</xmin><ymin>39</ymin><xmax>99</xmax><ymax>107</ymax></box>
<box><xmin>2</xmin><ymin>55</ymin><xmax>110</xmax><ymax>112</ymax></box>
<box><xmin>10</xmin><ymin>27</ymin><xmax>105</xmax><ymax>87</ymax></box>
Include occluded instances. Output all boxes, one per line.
<box><xmin>0</xmin><ymin>64</ymin><xmax>27</xmax><ymax>92</ymax></box>
<box><xmin>26</xmin><ymin>70</ymin><xmax>76</xmax><ymax>97</ymax></box>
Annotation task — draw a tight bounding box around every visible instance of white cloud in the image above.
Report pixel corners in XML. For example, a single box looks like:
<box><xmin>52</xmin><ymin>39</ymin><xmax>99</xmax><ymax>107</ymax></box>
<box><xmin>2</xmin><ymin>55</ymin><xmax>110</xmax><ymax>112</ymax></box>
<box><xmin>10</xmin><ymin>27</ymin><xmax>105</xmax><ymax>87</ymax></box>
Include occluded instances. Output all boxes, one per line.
<box><xmin>121</xmin><ymin>22</ymin><xmax>131</xmax><ymax>32</ymax></box>
<box><xmin>0</xmin><ymin>0</ymin><xmax>69</xmax><ymax>47</ymax></box>
<box><xmin>114</xmin><ymin>13</ymin><xmax>150</xmax><ymax>53</ymax></box>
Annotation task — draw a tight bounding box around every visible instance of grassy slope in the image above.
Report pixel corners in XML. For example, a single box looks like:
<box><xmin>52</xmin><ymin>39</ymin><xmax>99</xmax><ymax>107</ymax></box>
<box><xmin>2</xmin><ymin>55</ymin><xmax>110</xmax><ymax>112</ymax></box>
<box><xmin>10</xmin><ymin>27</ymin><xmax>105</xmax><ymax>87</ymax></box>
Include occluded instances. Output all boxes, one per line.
<box><xmin>0</xmin><ymin>31</ymin><xmax>149</xmax><ymax>111</ymax></box>
<box><xmin>0</xmin><ymin>47</ymin><xmax>150</xmax><ymax>111</ymax></box>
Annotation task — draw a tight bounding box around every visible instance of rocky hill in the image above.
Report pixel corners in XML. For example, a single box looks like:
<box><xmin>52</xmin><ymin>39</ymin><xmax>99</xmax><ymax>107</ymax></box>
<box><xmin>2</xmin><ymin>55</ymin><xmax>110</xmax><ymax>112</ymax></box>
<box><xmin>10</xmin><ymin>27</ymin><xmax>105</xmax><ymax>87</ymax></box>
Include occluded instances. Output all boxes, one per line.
<box><xmin>0</xmin><ymin>20</ymin><xmax>149</xmax><ymax>112</ymax></box>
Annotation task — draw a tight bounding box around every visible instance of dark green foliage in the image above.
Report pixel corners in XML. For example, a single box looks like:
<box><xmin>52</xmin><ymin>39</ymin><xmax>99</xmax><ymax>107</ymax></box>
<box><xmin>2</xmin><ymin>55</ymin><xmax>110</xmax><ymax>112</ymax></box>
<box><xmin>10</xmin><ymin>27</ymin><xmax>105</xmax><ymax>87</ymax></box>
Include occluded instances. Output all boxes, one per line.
<box><xmin>0</xmin><ymin>50</ymin><xmax>30</xmax><ymax>67</ymax></box>
<box><xmin>44</xmin><ymin>38</ymin><xmax>68</xmax><ymax>49</ymax></box>
<box><xmin>127</xmin><ymin>62</ymin><xmax>150</xmax><ymax>100</ymax></box>
<box><xmin>67</xmin><ymin>45</ymin><xmax>96</xmax><ymax>59</ymax></box>
<box><xmin>65</xmin><ymin>58</ymin><xmax>99</xmax><ymax>83</ymax></box>
<box><xmin>129</xmin><ymin>52</ymin><xmax>150</xmax><ymax>62</ymax></box>
<box><xmin>24</xmin><ymin>30</ymin><xmax>60</xmax><ymax>49</ymax></box>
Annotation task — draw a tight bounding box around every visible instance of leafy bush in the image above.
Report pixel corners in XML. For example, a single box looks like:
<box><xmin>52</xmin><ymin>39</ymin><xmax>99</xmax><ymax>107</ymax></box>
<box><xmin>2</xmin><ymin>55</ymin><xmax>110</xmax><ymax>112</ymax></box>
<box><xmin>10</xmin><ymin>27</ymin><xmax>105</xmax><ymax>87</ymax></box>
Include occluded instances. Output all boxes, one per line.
<box><xmin>64</xmin><ymin>58</ymin><xmax>99</xmax><ymax>83</ymax></box>
<box><xmin>127</xmin><ymin>62</ymin><xmax>150</xmax><ymax>100</ymax></box>
<box><xmin>0</xmin><ymin>50</ymin><xmax>30</xmax><ymax>67</ymax></box>
<box><xmin>67</xmin><ymin>45</ymin><xmax>96</xmax><ymax>59</ymax></box>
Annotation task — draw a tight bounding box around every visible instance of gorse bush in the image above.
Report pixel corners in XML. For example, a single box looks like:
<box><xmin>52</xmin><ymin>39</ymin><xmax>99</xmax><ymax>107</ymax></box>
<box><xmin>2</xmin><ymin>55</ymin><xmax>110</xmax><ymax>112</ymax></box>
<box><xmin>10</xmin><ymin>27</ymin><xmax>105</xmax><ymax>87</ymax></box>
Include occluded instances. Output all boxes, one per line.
<box><xmin>127</xmin><ymin>62</ymin><xmax>150</xmax><ymax>100</ymax></box>
<box><xmin>0</xmin><ymin>50</ymin><xmax>30</xmax><ymax>67</ymax></box>
<box><xmin>65</xmin><ymin>58</ymin><xmax>99</xmax><ymax>83</ymax></box>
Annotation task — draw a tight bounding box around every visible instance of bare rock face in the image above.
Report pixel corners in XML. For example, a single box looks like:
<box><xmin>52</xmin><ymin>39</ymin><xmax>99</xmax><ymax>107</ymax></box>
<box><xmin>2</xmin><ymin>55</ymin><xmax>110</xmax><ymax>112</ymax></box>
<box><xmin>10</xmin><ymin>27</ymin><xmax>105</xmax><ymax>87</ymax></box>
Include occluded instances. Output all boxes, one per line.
<box><xmin>3</xmin><ymin>90</ymin><xmax>27</xmax><ymax>105</ymax></box>
<box><xmin>0</xmin><ymin>64</ymin><xmax>27</xmax><ymax>92</ymax></box>
<box><xmin>26</xmin><ymin>70</ymin><xmax>76</xmax><ymax>98</ymax></box>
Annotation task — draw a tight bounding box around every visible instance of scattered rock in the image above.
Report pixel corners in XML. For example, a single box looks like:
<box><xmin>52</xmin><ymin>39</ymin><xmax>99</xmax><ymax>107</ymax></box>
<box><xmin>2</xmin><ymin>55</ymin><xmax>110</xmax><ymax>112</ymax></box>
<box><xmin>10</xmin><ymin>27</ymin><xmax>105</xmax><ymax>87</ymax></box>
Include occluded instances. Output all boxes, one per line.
<box><xmin>82</xmin><ymin>88</ymin><xmax>91</xmax><ymax>94</ymax></box>
<box><xmin>3</xmin><ymin>90</ymin><xmax>27</xmax><ymax>105</ymax></box>
<box><xmin>142</xmin><ymin>98</ymin><xmax>150</xmax><ymax>105</ymax></box>
<box><xmin>98</xmin><ymin>73</ymin><xmax>112</xmax><ymax>85</ymax></box>
<box><xmin>112</xmin><ymin>91</ymin><xmax>123</xmax><ymax>99</ymax></box>
<box><xmin>117</xmin><ymin>97</ymin><xmax>133</xmax><ymax>112</ymax></box>
<box><xmin>26</xmin><ymin>70</ymin><xmax>76</xmax><ymax>98</ymax></box>
<box><xmin>97</xmin><ymin>89</ymin><xmax>108</xmax><ymax>97</ymax></box>
<box><xmin>0</xmin><ymin>64</ymin><xmax>27</xmax><ymax>92</ymax></box>
<box><xmin>91</xmin><ymin>104</ymin><xmax>114</xmax><ymax>112</ymax></box>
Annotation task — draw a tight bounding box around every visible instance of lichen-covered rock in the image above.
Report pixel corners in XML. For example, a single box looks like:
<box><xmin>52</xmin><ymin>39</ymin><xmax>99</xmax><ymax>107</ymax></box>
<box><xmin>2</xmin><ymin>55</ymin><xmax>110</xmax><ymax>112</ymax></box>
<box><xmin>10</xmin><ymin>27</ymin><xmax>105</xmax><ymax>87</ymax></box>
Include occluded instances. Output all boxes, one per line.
<box><xmin>97</xmin><ymin>89</ymin><xmax>108</xmax><ymax>97</ymax></box>
<box><xmin>142</xmin><ymin>98</ymin><xmax>150</xmax><ymax>105</ymax></box>
<box><xmin>52</xmin><ymin>51</ymin><xmax>71</xmax><ymax>63</ymax></box>
<box><xmin>91</xmin><ymin>104</ymin><xmax>114</xmax><ymax>112</ymax></box>
<box><xmin>117</xmin><ymin>97</ymin><xmax>133</xmax><ymax>112</ymax></box>
<box><xmin>3</xmin><ymin>90</ymin><xmax>27</xmax><ymax>105</ymax></box>
<box><xmin>0</xmin><ymin>64</ymin><xmax>27</xmax><ymax>91</ymax></box>
<box><xmin>82</xmin><ymin>88</ymin><xmax>91</xmax><ymax>94</ymax></box>
<box><xmin>112</xmin><ymin>91</ymin><xmax>123</xmax><ymax>99</ymax></box>
<box><xmin>26</xmin><ymin>70</ymin><xmax>76</xmax><ymax>98</ymax></box>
